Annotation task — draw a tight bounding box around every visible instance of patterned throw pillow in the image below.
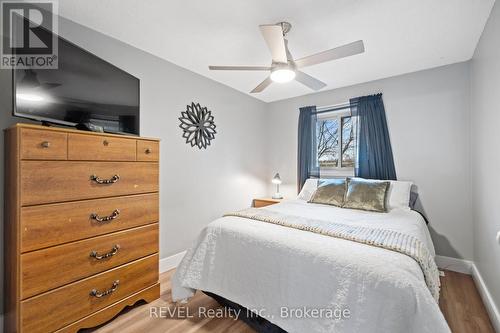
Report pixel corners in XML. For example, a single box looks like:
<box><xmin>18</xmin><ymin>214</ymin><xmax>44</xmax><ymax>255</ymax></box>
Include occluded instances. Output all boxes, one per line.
<box><xmin>308</xmin><ymin>178</ymin><xmax>347</xmax><ymax>207</ymax></box>
<box><xmin>343</xmin><ymin>177</ymin><xmax>390</xmax><ymax>212</ymax></box>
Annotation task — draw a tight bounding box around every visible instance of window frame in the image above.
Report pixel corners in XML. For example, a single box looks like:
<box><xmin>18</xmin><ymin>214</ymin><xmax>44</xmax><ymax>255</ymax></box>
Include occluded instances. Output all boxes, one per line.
<box><xmin>315</xmin><ymin>108</ymin><xmax>355</xmax><ymax>176</ymax></box>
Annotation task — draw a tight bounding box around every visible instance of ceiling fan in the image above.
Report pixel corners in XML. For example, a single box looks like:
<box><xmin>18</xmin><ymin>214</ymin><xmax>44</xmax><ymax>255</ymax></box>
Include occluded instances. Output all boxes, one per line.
<box><xmin>209</xmin><ymin>22</ymin><xmax>364</xmax><ymax>93</ymax></box>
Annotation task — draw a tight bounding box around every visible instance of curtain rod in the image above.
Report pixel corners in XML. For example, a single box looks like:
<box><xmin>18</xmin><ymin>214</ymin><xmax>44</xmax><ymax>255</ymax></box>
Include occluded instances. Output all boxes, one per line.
<box><xmin>316</xmin><ymin>101</ymin><xmax>350</xmax><ymax>111</ymax></box>
<box><xmin>312</xmin><ymin>103</ymin><xmax>356</xmax><ymax>115</ymax></box>
<box><xmin>306</xmin><ymin>93</ymin><xmax>382</xmax><ymax>114</ymax></box>
<box><xmin>309</xmin><ymin>92</ymin><xmax>382</xmax><ymax>115</ymax></box>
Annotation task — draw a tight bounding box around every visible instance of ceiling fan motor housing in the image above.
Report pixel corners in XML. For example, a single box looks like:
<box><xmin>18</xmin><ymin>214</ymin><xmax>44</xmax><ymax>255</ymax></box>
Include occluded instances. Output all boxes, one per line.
<box><xmin>278</xmin><ymin>21</ymin><xmax>292</xmax><ymax>36</ymax></box>
<box><xmin>271</xmin><ymin>61</ymin><xmax>296</xmax><ymax>71</ymax></box>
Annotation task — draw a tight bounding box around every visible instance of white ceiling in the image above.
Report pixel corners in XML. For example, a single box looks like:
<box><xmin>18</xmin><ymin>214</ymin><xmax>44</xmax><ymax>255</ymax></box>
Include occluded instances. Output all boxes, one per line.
<box><xmin>58</xmin><ymin>0</ymin><xmax>495</xmax><ymax>103</ymax></box>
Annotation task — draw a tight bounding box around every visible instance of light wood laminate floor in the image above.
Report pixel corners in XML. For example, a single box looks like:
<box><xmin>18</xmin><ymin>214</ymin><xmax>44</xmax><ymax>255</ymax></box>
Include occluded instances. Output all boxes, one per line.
<box><xmin>86</xmin><ymin>269</ymin><xmax>495</xmax><ymax>333</ymax></box>
<box><xmin>439</xmin><ymin>270</ymin><xmax>495</xmax><ymax>333</ymax></box>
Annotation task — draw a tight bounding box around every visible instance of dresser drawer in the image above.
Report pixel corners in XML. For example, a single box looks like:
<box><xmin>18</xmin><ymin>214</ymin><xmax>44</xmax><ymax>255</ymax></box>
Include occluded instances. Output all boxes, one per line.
<box><xmin>137</xmin><ymin>140</ymin><xmax>159</xmax><ymax>161</ymax></box>
<box><xmin>54</xmin><ymin>284</ymin><xmax>160</xmax><ymax>333</ymax></box>
<box><xmin>21</xmin><ymin>254</ymin><xmax>158</xmax><ymax>333</ymax></box>
<box><xmin>21</xmin><ymin>224</ymin><xmax>158</xmax><ymax>299</ymax></box>
<box><xmin>21</xmin><ymin>193</ymin><xmax>159</xmax><ymax>252</ymax></box>
<box><xmin>68</xmin><ymin>133</ymin><xmax>136</xmax><ymax>161</ymax></box>
<box><xmin>20</xmin><ymin>128</ymin><xmax>67</xmax><ymax>160</ymax></box>
<box><xmin>20</xmin><ymin>161</ymin><xmax>159</xmax><ymax>206</ymax></box>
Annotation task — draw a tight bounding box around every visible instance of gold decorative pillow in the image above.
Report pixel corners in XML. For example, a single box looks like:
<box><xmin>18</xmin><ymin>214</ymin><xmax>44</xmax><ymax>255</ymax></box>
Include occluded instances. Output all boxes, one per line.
<box><xmin>343</xmin><ymin>178</ymin><xmax>390</xmax><ymax>212</ymax></box>
<box><xmin>308</xmin><ymin>179</ymin><xmax>346</xmax><ymax>207</ymax></box>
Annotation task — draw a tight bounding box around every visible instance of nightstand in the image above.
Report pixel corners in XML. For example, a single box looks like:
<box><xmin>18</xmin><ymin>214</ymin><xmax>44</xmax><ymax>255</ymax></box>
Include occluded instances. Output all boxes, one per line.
<box><xmin>253</xmin><ymin>198</ymin><xmax>282</xmax><ymax>208</ymax></box>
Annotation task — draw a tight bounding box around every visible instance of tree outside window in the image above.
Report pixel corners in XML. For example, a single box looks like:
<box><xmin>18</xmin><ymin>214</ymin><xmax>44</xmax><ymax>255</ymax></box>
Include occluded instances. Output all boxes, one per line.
<box><xmin>316</xmin><ymin>113</ymin><xmax>356</xmax><ymax>170</ymax></box>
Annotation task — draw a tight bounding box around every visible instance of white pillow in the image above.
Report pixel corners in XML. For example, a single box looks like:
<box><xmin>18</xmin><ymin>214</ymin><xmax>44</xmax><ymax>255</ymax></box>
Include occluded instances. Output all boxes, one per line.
<box><xmin>386</xmin><ymin>180</ymin><xmax>413</xmax><ymax>210</ymax></box>
<box><xmin>297</xmin><ymin>178</ymin><xmax>319</xmax><ymax>201</ymax></box>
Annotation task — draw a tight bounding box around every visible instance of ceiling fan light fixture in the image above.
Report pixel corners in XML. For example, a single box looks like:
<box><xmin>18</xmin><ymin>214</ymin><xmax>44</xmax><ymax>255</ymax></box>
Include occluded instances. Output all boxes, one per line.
<box><xmin>270</xmin><ymin>68</ymin><xmax>296</xmax><ymax>83</ymax></box>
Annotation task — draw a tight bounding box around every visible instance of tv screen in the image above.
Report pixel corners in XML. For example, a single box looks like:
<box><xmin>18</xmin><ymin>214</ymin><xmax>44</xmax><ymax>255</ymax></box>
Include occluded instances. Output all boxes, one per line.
<box><xmin>13</xmin><ymin>35</ymin><xmax>140</xmax><ymax>135</ymax></box>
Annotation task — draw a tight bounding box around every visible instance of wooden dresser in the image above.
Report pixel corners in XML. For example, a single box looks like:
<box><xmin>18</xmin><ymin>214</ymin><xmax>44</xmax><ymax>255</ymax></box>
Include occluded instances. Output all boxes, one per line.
<box><xmin>4</xmin><ymin>124</ymin><xmax>160</xmax><ymax>333</ymax></box>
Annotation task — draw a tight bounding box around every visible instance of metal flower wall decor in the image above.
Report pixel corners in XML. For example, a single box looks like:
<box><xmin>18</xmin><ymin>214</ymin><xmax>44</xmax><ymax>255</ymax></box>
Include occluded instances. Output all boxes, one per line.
<box><xmin>178</xmin><ymin>102</ymin><xmax>217</xmax><ymax>149</ymax></box>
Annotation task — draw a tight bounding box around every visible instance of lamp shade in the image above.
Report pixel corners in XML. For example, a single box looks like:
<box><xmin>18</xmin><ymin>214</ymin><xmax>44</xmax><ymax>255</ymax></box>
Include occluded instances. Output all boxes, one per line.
<box><xmin>272</xmin><ymin>173</ymin><xmax>282</xmax><ymax>184</ymax></box>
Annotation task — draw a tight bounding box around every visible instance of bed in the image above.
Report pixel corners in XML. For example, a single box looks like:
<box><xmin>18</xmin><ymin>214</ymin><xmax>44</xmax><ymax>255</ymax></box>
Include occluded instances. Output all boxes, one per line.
<box><xmin>172</xmin><ymin>180</ymin><xmax>451</xmax><ymax>333</ymax></box>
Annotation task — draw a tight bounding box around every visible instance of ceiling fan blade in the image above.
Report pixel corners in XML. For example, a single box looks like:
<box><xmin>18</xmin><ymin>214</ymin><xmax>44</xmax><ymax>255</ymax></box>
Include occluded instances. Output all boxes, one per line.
<box><xmin>259</xmin><ymin>25</ymin><xmax>287</xmax><ymax>64</ymax></box>
<box><xmin>295</xmin><ymin>71</ymin><xmax>327</xmax><ymax>91</ymax></box>
<box><xmin>208</xmin><ymin>65</ymin><xmax>271</xmax><ymax>71</ymax></box>
<box><xmin>250</xmin><ymin>76</ymin><xmax>272</xmax><ymax>93</ymax></box>
<box><xmin>295</xmin><ymin>40</ymin><xmax>365</xmax><ymax>68</ymax></box>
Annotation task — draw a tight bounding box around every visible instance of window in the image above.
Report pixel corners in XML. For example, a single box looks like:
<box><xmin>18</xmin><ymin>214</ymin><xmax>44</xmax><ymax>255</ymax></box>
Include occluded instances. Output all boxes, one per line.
<box><xmin>341</xmin><ymin>116</ymin><xmax>356</xmax><ymax>168</ymax></box>
<box><xmin>316</xmin><ymin>109</ymin><xmax>356</xmax><ymax>171</ymax></box>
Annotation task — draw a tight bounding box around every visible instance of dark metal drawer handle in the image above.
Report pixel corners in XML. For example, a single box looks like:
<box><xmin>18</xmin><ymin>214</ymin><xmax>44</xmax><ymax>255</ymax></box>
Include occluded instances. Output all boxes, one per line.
<box><xmin>41</xmin><ymin>141</ymin><xmax>50</xmax><ymax>148</ymax></box>
<box><xmin>145</xmin><ymin>148</ymin><xmax>152</xmax><ymax>154</ymax></box>
<box><xmin>90</xmin><ymin>209</ymin><xmax>120</xmax><ymax>223</ymax></box>
<box><xmin>90</xmin><ymin>174</ymin><xmax>120</xmax><ymax>184</ymax></box>
<box><xmin>90</xmin><ymin>280</ymin><xmax>119</xmax><ymax>298</ymax></box>
<box><xmin>90</xmin><ymin>244</ymin><xmax>120</xmax><ymax>260</ymax></box>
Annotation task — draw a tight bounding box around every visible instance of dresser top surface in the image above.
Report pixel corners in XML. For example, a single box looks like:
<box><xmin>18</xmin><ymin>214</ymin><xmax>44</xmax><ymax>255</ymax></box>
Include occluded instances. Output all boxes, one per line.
<box><xmin>6</xmin><ymin>123</ymin><xmax>160</xmax><ymax>141</ymax></box>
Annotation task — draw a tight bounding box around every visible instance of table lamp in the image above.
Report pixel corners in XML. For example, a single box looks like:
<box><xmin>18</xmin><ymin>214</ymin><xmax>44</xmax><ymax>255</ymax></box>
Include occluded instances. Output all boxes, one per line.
<box><xmin>272</xmin><ymin>173</ymin><xmax>283</xmax><ymax>199</ymax></box>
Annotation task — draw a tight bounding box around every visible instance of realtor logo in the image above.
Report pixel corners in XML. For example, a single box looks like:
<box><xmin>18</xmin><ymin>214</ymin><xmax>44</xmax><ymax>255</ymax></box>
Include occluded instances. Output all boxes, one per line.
<box><xmin>1</xmin><ymin>0</ymin><xmax>58</xmax><ymax>69</ymax></box>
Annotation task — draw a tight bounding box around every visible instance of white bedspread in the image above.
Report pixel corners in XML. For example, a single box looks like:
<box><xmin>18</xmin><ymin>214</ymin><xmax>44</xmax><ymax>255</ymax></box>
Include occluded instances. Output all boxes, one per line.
<box><xmin>172</xmin><ymin>200</ymin><xmax>450</xmax><ymax>333</ymax></box>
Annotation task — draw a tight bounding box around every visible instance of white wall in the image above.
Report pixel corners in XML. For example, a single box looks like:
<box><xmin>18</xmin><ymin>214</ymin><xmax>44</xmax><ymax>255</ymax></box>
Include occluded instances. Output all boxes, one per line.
<box><xmin>0</xmin><ymin>51</ymin><xmax>16</xmax><ymax>333</ymax></box>
<box><xmin>56</xmin><ymin>17</ymin><xmax>271</xmax><ymax>257</ymax></box>
<box><xmin>266</xmin><ymin>63</ymin><xmax>473</xmax><ymax>260</ymax></box>
<box><xmin>470</xmin><ymin>0</ymin><xmax>500</xmax><ymax>318</ymax></box>
<box><xmin>0</xmin><ymin>16</ymin><xmax>270</xmax><ymax>317</ymax></box>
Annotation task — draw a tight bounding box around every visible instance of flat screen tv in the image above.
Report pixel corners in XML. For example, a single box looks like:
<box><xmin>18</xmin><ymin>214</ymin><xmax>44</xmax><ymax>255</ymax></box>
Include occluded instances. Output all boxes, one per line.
<box><xmin>13</xmin><ymin>35</ymin><xmax>140</xmax><ymax>135</ymax></box>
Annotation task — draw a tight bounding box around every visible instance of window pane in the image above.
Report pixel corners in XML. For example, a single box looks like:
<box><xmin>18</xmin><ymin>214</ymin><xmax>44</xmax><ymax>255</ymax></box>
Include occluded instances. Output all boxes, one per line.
<box><xmin>317</xmin><ymin>118</ymin><xmax>339</xmax><ymax>167</ymax></box>
<box><xmin>341</xmin><ymin>116</ymin><xmax>355</xmax><ymax>168</ymax></box>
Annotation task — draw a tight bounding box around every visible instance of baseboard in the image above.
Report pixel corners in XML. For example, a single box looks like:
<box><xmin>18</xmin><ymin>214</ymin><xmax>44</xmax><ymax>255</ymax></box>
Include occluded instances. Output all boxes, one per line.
<box><xmin>159</xmin><ymin>250</ymin><xmax>187</xmax><ymax>273</ymax></box>
<box><xmin>472</xmin><ymin>264</ymin><xmax>500</xmax><ymax>333</ymax></box>
<box><xmin>435</xmin><ymin>255</ymin><xmax>473</xmax><ymax>274</ymax></box>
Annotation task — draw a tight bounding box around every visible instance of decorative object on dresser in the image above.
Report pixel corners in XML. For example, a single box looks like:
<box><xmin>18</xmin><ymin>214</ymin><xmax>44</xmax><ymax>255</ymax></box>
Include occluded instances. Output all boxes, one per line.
<box><xmin>178</xmin><ymin>102</ymin><xmax>217</xmax><ymax>149</ymax></box>
<box><xmin>4</xmin><ymin>123</ymin><xmax>160</xmax><ymax>333</ymax></box>
<box><xmin>253</xmin><ymin>198</ymin><xmax>282</xmax><ymax>208</ymax></box>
